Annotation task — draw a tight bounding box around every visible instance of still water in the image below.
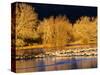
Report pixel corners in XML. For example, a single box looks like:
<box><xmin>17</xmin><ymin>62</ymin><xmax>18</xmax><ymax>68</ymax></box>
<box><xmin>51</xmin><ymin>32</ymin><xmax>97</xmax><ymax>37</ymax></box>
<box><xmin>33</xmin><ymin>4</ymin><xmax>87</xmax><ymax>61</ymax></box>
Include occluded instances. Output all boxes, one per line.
<box><xmin>16</xmin><ymin>57</ymin><xmax>97</xmax><ymax>73</ymax></box>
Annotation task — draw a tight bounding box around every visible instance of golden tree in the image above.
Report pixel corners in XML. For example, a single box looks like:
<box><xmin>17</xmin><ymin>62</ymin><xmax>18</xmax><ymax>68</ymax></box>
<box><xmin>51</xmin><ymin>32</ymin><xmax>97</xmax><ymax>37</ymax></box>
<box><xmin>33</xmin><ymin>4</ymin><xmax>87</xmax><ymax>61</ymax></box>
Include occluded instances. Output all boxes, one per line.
<box><xmin>12</xmin><ymin>3</ymin><xmax>38</xmax><ymax>47</ymax></box>
<box><xmin>72</xmin><ymin>16</ymin><xmax>97</xmax><ymax>44</ymax></box>
<box><xmin>38</xmin><ymin>15</ymin><xmax>72</xmax><ymax>47</ymax></box>
<box><xmin>38</xmin><ymin>16</ymin><xmax>54</xmax><ymax>46</ymax></box>
<box><xmin>54</xmin><ymin>16</ymin><xmax>73</xmax><ymax>47</ymax></box>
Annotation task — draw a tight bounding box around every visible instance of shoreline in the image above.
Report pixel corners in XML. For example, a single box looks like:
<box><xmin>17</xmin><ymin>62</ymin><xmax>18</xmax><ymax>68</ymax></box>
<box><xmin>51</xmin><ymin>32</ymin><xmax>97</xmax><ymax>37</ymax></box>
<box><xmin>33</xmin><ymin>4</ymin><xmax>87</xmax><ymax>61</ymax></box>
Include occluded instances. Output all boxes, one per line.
<box><xmin>14</xmin><ymin>47</ymin><xmax>97</xmax><ymax>60</ymax></box>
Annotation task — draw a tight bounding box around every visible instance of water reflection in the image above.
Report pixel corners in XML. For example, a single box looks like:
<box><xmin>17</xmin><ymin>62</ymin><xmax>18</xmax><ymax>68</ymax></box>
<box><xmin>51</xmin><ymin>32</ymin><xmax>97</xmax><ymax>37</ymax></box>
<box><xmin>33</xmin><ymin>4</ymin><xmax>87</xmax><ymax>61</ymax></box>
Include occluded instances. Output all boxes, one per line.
<box><xmin>16</xmin><ymin>57</ymin><xmax>97</xmax><ymax>73</ymax></box>
<box><xmin>37</xmin><ymin>58</ymin><xmax>45</xmax><ymax>71</ymax></box>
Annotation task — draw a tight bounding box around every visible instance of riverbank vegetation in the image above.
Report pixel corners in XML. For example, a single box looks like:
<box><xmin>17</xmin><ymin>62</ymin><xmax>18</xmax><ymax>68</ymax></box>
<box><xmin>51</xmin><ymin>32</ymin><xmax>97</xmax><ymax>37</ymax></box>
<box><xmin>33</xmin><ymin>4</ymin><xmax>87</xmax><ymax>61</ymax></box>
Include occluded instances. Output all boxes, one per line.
<box><xmin>12</xmin><ymin>3</ymin><xmax>97</xmax><ymax>50</ymax></box>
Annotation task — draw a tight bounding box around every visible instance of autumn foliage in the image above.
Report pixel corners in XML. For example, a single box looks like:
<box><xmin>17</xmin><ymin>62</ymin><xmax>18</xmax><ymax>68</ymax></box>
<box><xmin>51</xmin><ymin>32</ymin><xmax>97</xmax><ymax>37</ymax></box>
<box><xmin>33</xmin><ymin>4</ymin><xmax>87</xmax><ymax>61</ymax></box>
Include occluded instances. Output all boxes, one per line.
<box><xmin>12</xmin><ymin>3</ymin><xmax>39</xmax><ymax>47</ymax></box>
<box><xmin>11</xmin><ymin>3</ymin><xmax>97</xmax><ymax>47</ymax></box>
<box><xmin>38</xmin><ymin>16</ymin><xmax>73</xmax><ymax>47</ymax></box>
<box><xmin>72</xmin><ymin>16</ymin><xmax>97</xmax><ymax>44</ymax></box>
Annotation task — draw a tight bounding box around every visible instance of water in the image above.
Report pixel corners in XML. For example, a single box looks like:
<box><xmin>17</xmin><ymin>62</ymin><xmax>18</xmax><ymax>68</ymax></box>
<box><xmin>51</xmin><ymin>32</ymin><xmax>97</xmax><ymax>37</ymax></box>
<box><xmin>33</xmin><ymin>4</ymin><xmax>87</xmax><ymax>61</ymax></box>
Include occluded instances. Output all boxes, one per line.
<box><xmin>16</xmin><ymin>57</ymin><xmax>97</xmax><ymax>73</ymax></box>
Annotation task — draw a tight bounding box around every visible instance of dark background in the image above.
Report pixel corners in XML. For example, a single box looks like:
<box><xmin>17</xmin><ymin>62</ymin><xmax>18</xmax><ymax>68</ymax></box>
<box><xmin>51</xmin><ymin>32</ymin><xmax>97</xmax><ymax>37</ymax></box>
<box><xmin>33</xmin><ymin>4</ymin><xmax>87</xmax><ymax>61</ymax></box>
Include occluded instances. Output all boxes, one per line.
<box><xmin>19</xmin><ymin>2</ymin><xmax>97</xmax><ymax>23</ymax></box>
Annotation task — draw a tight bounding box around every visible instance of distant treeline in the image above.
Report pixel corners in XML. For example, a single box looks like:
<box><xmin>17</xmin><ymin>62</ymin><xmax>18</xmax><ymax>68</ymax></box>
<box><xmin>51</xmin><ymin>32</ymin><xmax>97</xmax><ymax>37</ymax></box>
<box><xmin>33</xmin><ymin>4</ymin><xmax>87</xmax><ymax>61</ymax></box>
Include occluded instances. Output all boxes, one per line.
<box><xmin>11</xmin><ymin>3</ymin><xmax>97</xmax><ymax>47</ymax></box>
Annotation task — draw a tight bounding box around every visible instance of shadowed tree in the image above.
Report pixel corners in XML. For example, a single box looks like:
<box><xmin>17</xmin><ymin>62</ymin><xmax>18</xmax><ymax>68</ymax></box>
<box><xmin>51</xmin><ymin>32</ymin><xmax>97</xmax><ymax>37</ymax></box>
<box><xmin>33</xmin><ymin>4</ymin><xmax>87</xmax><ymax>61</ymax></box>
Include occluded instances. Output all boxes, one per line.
<box><xmin>12</xmin><ymin>3</ymin><xmax>39</xmax><ymax>47</ymax></box>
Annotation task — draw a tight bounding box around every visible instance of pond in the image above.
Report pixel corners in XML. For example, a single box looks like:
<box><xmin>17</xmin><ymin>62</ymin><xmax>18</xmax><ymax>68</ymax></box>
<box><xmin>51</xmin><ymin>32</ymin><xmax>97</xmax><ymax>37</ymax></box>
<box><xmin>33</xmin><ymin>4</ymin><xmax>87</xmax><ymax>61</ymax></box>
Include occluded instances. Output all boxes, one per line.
<box><xmin>16</xmin><ymin>56</ymin><xmax>97</xmax><ymax>73</ymax></box>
